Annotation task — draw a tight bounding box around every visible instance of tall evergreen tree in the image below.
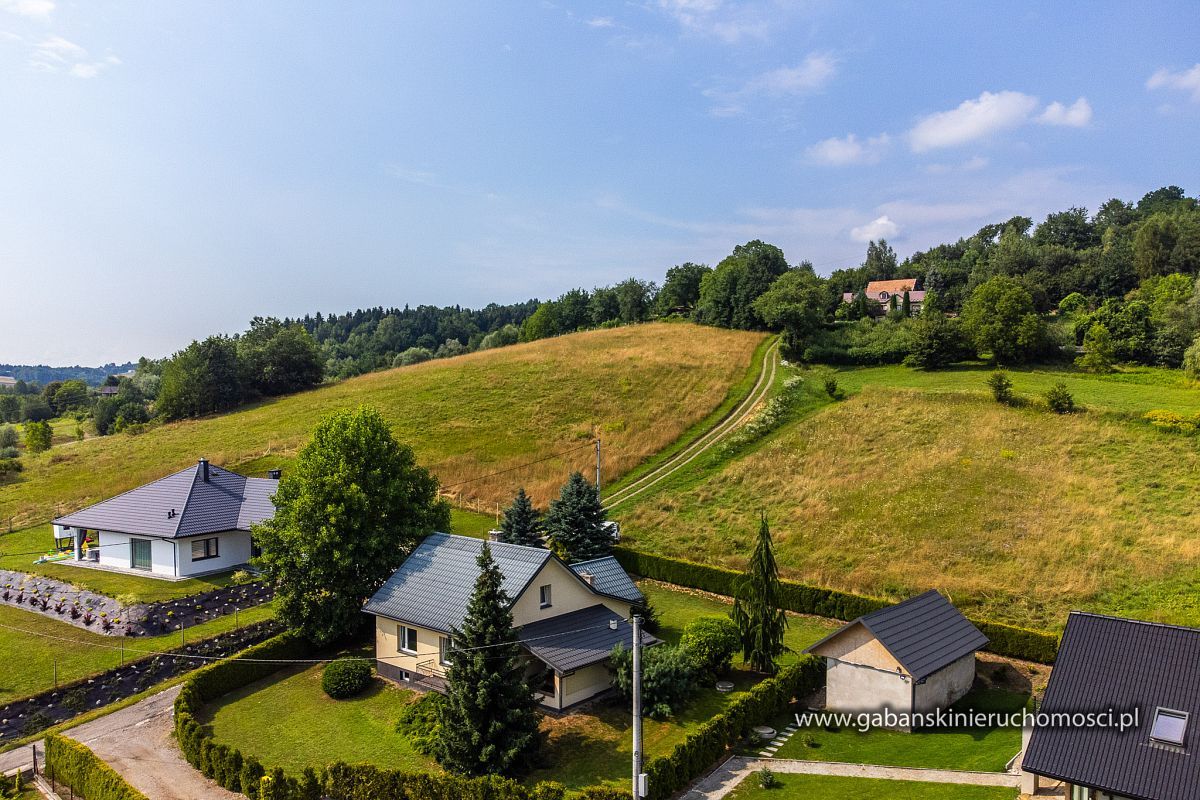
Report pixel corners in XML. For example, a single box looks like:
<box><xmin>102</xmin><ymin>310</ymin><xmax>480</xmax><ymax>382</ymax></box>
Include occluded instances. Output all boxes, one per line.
<box><xmin>731</xmin><ymin>514</ymin><xmax>788</xmax><ymax>674</ymax></box>
<box><xmin>497</xmin><ymin>487</ymin><xmax>544</xmax><ymax>547</ymax></box>
<box><xmin>544</xmin><ymin>471</ymin><xmax>609</xmax><ymax>563</ymax></box>
<box><xmin>435</xmin><ymin>543</ymin><xmax>542</xmax><ymax>777</ymax></box>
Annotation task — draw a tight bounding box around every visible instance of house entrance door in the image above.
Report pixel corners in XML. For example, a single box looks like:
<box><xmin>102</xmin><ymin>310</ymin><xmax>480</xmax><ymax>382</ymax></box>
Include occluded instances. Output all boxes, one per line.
<box><xmin>131</xmin><ymin>538</ymin><xmax>152</xmax><ymax>571</ymax></box>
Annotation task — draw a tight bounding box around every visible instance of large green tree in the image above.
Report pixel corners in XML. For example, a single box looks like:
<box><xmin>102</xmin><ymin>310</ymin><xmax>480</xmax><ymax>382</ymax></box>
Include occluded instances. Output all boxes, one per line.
<box><xmin>960</xmin><ymin>276</ymin><xmax>1049</xmax><ymax>363</ymax></box>
<box><xmin>157</xmin><ymin>335</ymin><xmax>243</xmax><ymax>419</ymax></box>
<box><xmin>656</xmin><ymin>262</ymin><xmax>711</xmax><ymax>314</ymax></box>
<box><xmin>544</xmin><ymin>471</ymin><xmax>609</xmax><ymax>563</ymax></box>
<box><xmin>695</xmin><ymin>240</ymin><xmax>790</xmax><ymax>329</ymax></box>
<box><xmin>237</xmin><ymin>317</ymin><xmax>324</xmax><ymax>397</ymax></box>
<box><xmin>253</xmin><ymin>405</ymin><xmax>449</xmax><ymax>645</ymax></box>
<box><xmin>752</xmin><ymin>268</ymin><xmax>829</xmax><ymax>354</ymax></box>
<box><xmin>731</xmin><ymin>514</ymin><xmax>788</xmax><ymax>674</ymax></box>
<box><xmin>497</xmin><ymin>487</ymin><xmax>544</xmax><ymax>547</ymax></box>
<box><xmin>435</xmin><ymin>543</ymin><xmax>543</xmax><ymax>776</ymax></box>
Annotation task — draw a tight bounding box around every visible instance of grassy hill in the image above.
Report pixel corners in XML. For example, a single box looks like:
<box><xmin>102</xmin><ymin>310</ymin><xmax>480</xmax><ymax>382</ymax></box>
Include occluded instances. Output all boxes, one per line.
<box><xmin>616</xmin><ymin>363</ymin><xmax>1200</xmax><ymax>631</ymax></box>
<box><xmin>0</xmin><ymin>323</ymin><xmax>764</xmax><ymax>529</ymax></box>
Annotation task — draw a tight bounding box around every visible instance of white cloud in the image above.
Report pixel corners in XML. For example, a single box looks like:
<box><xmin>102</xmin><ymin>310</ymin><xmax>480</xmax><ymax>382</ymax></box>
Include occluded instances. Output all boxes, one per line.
<box><xmin>655</xmin><ymin>0</ymin><xmax>769</xmax><ymax>43</ymax></box>
<box><xmin>24</xmin><ymin>35</ymin><xmax>118</xmax><ymax>77</ymax></box>
<box><xmin>1147</xmin><ymin>64</ymin><xmax>1200</xmax><ymax>103</ymax></box>
<box><xmin>70</xmin><ymin>55</ymin><xmax>119</xmax><ymax>79</ymax></box>
<box><xmin>850</xmin><ymin>215</ymin><xmax>900</xmax><ymax>242</ymax></box>
<box><xmin>1038</xmin><ymin>97</ymin><xmax>1092</xmax><ymax>127</ymax></box>
<box><xmin>908</xmin><ymin>90</ymin><xmax>1039</xmax><ymax>152</ymax></box>
<box><xmin>586</xmin><ymin>16</ymin><xmax>615</xmax><ymax>28</ymax></box>
<box><xmin>806</xmin><ymin>133</ymin><xmax>890</xmax><ymax>166</ymax></box>
<box><xmin>705</xmin><ymin>52</ymin><xmax>837</xmax><ymax>116</ymax></box>
<box><xmin>0</xmin><ymin>0</ymin><xmax>54</xmax><ymax>19</ymax></box>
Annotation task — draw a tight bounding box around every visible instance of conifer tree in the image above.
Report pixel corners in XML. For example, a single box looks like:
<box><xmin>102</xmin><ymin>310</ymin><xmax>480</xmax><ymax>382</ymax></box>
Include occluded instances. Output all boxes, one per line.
<box><xmin>497</xmin><ymin>487</ymin><xmax>544</xmax><ymax>547</ymax></box>
<box><xmin>544</xmin><ymin>471</ymin><xmax>609</xmax><ymax>563</ymax></box>
<box><xmin>435</xmin><ymin>543</ymin><xmax>542</xmax><ymax>776</ymax></box>
<box><xmin>731</xmin><ymin>514</ymin><xmax>788</xmax><ymax>674</ymax></box>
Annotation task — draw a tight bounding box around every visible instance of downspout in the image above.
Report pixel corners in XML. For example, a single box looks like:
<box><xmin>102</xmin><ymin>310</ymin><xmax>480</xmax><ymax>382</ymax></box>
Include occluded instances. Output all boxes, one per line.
<box><xmin>172</xmin><ymin>540</ymin><xmax>177</xmax><ymax>575</ymax></box>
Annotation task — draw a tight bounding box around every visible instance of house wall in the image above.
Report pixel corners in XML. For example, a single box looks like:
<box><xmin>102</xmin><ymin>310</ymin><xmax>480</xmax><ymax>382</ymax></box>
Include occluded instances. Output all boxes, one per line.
<box><xmin>560</xmin><ymin>662</ymin><xmax>614</xmax><ymax>709</ymax></box>
<box><xmin>97</xmin><ymin>531</ymin><xmax>177</xmax><ymax>576</ymax></box>
<box><xmin>824</xmin><ymin>658</ymin><xmax>912</xmax><ymax>722</ymax></box>
<box><xmin>509</xmin><ymin>559</ymin><xmax>632</xmax><ymax>626</ymax></box>
<box><xmin>175</xmin><ymin>531</ymin><xmax>252</xmax><ymax>577</ymax></box>
<box><xmin>810</xmin><ymin>623</ymin><xmax>903</xmax><ymax>671</ymax></box>
<box><xmin>913</xmin><ymin>653</ymin><xmax>976</xmax><ymax>714</ymax></box>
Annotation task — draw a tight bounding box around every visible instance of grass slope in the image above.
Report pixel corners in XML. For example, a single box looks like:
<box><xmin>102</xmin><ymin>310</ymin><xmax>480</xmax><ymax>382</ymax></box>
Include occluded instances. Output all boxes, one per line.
<box><xmin>1</xmin><ymin>323</ymin><xmax>763</xmax><ymax>529</ymax></box>
<box><xmin>619</xmin><ymin>364</ymin><xmax>1200</xmax><ymax>631</ymax></box>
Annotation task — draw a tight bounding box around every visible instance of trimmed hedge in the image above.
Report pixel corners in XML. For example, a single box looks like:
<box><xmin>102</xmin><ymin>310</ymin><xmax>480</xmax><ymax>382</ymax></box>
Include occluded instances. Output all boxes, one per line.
<box><xmin>322</xmin><ymin>658</ymin><xmax>372</xmax><ymax>699</ymax></box>
<box><xmin>44</xmin><ymin>734</ymin><xmax>149</xmax><ymax>800</ymax></box>
<box><xmin>174</xmin><ymin>633</ymin><xmax>569</xmax><ymax>800</ymax></box>
<box><xmin>613</xmin><ymin>546</ymin><xmax>1059</xmax><ymax>664</ymax></box>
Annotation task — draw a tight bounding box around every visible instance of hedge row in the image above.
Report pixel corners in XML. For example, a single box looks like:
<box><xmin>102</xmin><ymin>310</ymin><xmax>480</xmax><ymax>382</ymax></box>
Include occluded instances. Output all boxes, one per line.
<box><xmin>44</xmin><ymin>734</ymin><xmax>149</xmax><ymax>800</ymax></box>
<box><xmin>641</xmin><ymin>656</ymin><xmax>824</xmax><ymax>800</ymax></box>
<box><xmin>173</xmin><ymin>634</ymin><xmax>570</xmax><ymax>800</ymax></box>
<box><xmin>613</xmin><ymin>546</ymin><xmax>1059</xmax><ymax>664</ymax></box>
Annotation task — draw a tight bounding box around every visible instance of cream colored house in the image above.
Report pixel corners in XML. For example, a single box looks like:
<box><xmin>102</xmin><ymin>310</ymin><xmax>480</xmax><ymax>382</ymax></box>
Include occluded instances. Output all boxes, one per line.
<box><xmin>804</xmin><ymin>590</ymin><xmax>987</xmax><ymax>730</ymax></box>
<box><xmin>364</xmin><ymin>533</ymin><xmax>654</xmax><ymax>711</ymax></box>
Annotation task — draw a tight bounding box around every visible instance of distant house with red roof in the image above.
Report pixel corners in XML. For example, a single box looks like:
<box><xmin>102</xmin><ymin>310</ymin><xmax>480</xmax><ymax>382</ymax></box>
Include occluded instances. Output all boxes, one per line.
<box><xmin>843</xmin><ymin>278</ymin><xmax>926</xmax><ymax>314</ymax></box>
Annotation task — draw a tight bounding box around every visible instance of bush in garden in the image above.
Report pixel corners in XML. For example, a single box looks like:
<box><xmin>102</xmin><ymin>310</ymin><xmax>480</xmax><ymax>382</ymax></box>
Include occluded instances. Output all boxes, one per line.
<box><xmin>1044</xmin><ymin>382</ymin><xmax>1075</xmax><ymax>414</ymax></box>
<box><xmin>395</xmin><ymin>692</ymin><xmax>446</xmax><ymax>756</ymax></box>
<box><xmin>987</xmin><ymin>370</ymin><xmax>1014</xmax><ymax>404</ymax></box>
<box><xmin>322</xmin><ymin>658</ymin><xmax>372</xmax><ymax>699</ymax></box>
<box><xmin>756</xmin><ymin>766</ymin><xmax>779</xmax><ymax>788</ymax></box>
<box><xmin>610</xmin><ymin>642</ymin><xmax>699</xmax><ymax>718</ymax></box>
<box><xmin>680</xmin><ymin>617</ymin><xmax>740</xmax><ymax>679</ymax></box>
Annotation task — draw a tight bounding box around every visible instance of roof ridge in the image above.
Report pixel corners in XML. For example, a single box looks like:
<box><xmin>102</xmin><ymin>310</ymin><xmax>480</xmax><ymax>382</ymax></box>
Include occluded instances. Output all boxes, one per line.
<box><xmin>171</xmin><ymin>464</ymin><xmax>203</xmax><ymax>537</ymax></box>
<box><xmin>1069</xmin><ymin>610</ymin><xmax>1200</xmax><ymax>635</ymax></box>
<box><xmin>54</xmin><ymin>463</ymin><xmax>199</xmax><ymax>523</ymax></box>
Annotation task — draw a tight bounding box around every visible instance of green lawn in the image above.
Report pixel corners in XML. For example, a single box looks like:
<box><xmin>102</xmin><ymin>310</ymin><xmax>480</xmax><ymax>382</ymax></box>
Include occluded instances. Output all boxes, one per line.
<box><xmin>771</xmin><ymin>689</ymin><xmax>1027</xmax><ymax>772</ymax></box>
<box><xmin>204</xmin><ymin>656</ymin><xmax>433</xmax><ymax>774</ymax></box>
<box><xmin>0</xmin><ymin>600</ymin><xmax>275</xmax><ymax>704</ymax></box>
<box><xmin>618</xmin><ymin>361</ymin><xmax>1200</xmax><ymax>631</ymax></box>
<box><xmin>727</xmin><ymin>774</ymin><xmax>1017</xmax><ymax>800</ymax></box>
<box><xmin>0</xmin><ymin>524</ymin><xmax>239</xmax><ymax>603</ymax></box>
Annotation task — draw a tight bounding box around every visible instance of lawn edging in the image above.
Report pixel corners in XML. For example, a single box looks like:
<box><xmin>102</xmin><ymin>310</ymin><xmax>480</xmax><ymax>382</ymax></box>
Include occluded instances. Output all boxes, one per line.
<box><xmin>173</xmin><ymin>632</ymin><xmax>572</xmax><ymax>800</ymax></box>
<box><xmin>612</xmin><ymin>547</ymin><xmax>1059</xmax><ymax>664</ymax></box>
<box><xmin>44</xmin><ymin>733</ymin><xmax>149</xmax><ymax>800</ymax></box>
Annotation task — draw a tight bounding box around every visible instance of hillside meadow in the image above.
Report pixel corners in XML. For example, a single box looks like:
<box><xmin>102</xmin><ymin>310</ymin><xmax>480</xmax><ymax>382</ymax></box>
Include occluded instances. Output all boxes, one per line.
<box><xmin>0</xmin><ymin>323</ymin><xmax>763</xmax><ymax>528</ymax></box>
<box><xmin>617</xmin><ymin>366</ymin><xmax>1200</xmax><ymax>631</ymax></box>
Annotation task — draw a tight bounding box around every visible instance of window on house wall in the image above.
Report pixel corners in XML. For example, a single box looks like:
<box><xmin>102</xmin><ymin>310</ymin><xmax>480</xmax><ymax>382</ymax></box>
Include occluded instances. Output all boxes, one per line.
<box><xmin>398</xmin><ymin>625</ymin><xmax>418</xmax><ymax>653</ymax></box>
<box><xmin>190</xmin><ymin>537</ymin><xmax>219</xmax><ymax>561</ymax></box>
<box><xmin>540</xmin><ymin>670</ymin><xmax>556</xmax><ymax>696</ymax></box>
<box><xmin>539</xmin><ymin>584</ymin><xmax>552</xmax><ymax>608</ymax></box>
<box><xmin>439</xmin><ymin>636</ymin><xmax>452</xmax><ymax>666</ymax></box>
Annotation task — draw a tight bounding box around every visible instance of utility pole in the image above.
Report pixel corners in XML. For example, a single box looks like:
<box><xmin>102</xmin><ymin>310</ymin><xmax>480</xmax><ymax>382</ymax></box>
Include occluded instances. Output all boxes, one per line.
<box><xmin>632</xmin><ymin>614</ymin><xmax>644</xmax><ymax>799</ymax></box>
<box><xmin>595</xmin><ymin>438</ymin><xmax>602</xmax><ymax>493</ymax></box>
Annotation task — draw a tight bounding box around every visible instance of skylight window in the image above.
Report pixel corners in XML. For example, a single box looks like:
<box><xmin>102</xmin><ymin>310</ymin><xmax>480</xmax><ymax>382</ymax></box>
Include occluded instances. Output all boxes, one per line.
<box><xmin>1150</xmin><ymin>708</ymin><xmax>1189</xmax><ymax>746</ymax></box>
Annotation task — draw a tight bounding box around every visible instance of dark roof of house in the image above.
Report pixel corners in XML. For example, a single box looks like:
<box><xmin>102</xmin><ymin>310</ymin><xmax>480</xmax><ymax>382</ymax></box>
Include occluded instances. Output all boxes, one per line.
<box><xmin>804</xmin><ymin>590</ymin><xmax>988</xmax><ymax>680</ymax></box>
<box><xmin>1022</xmin><ymin>613</ymin><xmax>1200</xmax><ymax>800</ymax></box>
<box><xmin>53</xmin><ymin>461</ymin><xmax>277</xmax><ymax>540</ymax></box>
<box><xmin>571</xmin><ymin>556</ymin><xmax>644</xmax><ymax>604</ymax></box>
<box><xmin>518</xmin><ymin>604</ymin><xmax>658</xmax><ymax>673</ymax></box>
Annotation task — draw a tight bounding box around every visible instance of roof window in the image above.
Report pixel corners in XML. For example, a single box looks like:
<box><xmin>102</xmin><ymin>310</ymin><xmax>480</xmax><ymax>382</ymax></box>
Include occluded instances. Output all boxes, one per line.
<box><xmin>1150</xmin><ymin>707</ymin><xmax>1189</xmax><ymax>746</ymax></box>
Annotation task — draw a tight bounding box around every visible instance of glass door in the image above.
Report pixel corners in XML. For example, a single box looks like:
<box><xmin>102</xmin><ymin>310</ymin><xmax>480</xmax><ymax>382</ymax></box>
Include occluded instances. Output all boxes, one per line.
<box><xmin>130</xmin><ymin>538</ymin><xmax>152</xmax><ymax>571</ymax></box>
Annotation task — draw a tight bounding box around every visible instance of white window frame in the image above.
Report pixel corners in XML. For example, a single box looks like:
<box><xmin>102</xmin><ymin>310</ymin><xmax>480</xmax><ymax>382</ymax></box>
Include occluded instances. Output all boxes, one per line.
<box><xmin>1149</xmin><ymin>707</ymin><xmax>1189</xmax><ymax>746</ymax></box>
<box><xmin>539</xmin><ymin>584</ymin><xmax>552</xmax><ymax>608</ymax></box>
<box><xmin>398</xmin><ymin>625</ymin><xmax>418</xmax><ymax>654</ymax></box>
<box><xmin>439</xmin><ymin>636</ymin><xmax>452</xmax><ymax>666</ymax></box>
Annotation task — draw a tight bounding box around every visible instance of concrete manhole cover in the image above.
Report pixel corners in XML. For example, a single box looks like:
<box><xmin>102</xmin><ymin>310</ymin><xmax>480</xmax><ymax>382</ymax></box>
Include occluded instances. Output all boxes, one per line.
<box><xmin>752</xmin><ymin>725</ymin><xmax>776</xmax><ymax>740</ymax></box>
<box><xmin>715</xmin><ymin>681</ymin><xmax>735</xmax><ymax>693</ymax></box>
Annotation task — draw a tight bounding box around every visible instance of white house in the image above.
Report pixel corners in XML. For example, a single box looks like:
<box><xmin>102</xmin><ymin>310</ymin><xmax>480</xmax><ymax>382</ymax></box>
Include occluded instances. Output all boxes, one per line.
<box><xmin>51</xmin><ymin>458</ymin><xmax>277</xmax><ymax>580</ymax></box>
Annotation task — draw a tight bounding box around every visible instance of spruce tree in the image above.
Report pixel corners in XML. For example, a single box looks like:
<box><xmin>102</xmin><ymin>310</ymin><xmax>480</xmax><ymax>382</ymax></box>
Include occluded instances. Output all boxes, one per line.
<box><xmin>731</xmin><ymin>514</ymin><xmax>788</xmax><ymax>674</ymax></box>
<box><xmin>544</xmin><ymin>471</ymin><xmax>609</xmax><ymax>563</ymax></box>
<box><xmin>497</xmin><ymin>487</ymin><xmax>544</xmax><ymax>547</ymax></box>
<box><xmin>435</xmin><ymin>543</ymin><xmax>542</xmax><ymax>777</ymax></box>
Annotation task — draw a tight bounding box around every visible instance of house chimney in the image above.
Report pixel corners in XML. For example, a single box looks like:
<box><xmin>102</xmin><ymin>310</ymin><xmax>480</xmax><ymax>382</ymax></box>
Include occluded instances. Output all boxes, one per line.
<box><xmin>579</xmin><ymin>570</ymin><xmax>595</xmax><ymax>587</ymax></box>
<box><xmin>268</xmin><ymin>469</ymin><xmax>282</xmax><ymax>480</ymax></box>
<box><xmin>199</xmin><ymin>458</ymin><xmax>210</xmax><ymax>482</ymax></box>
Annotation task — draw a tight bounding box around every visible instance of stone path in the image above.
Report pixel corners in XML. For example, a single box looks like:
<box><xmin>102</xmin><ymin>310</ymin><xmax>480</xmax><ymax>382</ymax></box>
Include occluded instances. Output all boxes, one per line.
<box><xmin>755</xmin><ymin>720</ymin><xmax>799</xmax><ymax>757</ymax></box>
<box><xmin>679</xmin><ymin>756</ymin><xmax>1021</xmax><ymax>799</ymax></box>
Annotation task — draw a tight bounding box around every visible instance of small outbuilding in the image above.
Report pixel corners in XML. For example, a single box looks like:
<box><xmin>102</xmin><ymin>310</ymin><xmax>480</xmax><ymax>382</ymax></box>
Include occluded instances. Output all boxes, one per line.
<box><xmin>804</xmin><ymin>590</ymin><xmax>987</xmax><ymax>727</ymax></box>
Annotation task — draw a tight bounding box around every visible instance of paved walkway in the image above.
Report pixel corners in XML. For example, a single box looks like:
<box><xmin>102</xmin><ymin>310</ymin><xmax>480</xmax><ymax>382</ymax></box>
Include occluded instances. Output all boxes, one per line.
<box><xmin>0</xmin><ymin>686</ymin><xmax>239</xmax><ymax>800</ymax></box>
<box><xmin>680</xmin><ymin>756</ymin><xmax>1021</xmax><ymax>799</ymax></box>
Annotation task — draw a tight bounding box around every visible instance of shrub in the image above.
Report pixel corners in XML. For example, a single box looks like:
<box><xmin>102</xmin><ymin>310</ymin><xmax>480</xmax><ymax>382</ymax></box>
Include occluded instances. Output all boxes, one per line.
<box><xmin>610</xmin><ymin>642</ymin><xmax>699</xmax><ymax>718</ymax></box>
<box><xmin>23</xmin><ymin>420</ymin><xmax>52</xmax><ymax>453</ymax></box>
<box><xmin>1183</xmin><ymin>334</ymin><xmax>1200</xmax><ymax>380</ymax></box>
<box><xmin>322</xmin><ymin>658</ymin><xmax>372</xmax><ymax>699</ymax></box>
<box><xmin>1144</xmin><ymin>409</ymin><xmax>1200</xmax><ymax>434</ymax></box>
<box><xmin>0</xmin><ymin>424</ymin><xmax>16</xmax><ymax>449</ymax></box>
<box><xmin>0</xmin><ymin>446</ymin><xmax>17</xmax><ymax>459</ymax></box>
<box><xmin>756</xmin><ymin>766</ymin><xmax>779</xmax><ymax>788</ymax></box>
<box><xmin>680</xmin><ymin>617</ymin><xmax>740</xmax><ymax>679</ymax></box>
<box><xmin>44</xmin><ymin>734</ymin><xmax>149</xmax><ymax>800</ymax></box>
<box><xmin>395</xmin><ymin>692</ymin><xmax>445</xmax><ymax>756</ymax></box>
<box><xmin>580</xmin><ymin>788</ymin><xmax>631</xmax><ymax>800</ymax></box>
<box><xmin>822</xmin><ymin>375</ymin><xmax>839</xmax><ymax>398</ymax></box>
<box><xmin>1044</xmin><ymin>382</ymin><xmax>1075</xmax><ymax>414</ymax></box>
<box><xmin>0</xmin><ymin>458</ymin><xmax>22</xmax><ymax>479</ymax></box>
<box><xmin>986</xmin><ymin>370</ymin><xmax>1014</xmax><ymax>404</ymax></box>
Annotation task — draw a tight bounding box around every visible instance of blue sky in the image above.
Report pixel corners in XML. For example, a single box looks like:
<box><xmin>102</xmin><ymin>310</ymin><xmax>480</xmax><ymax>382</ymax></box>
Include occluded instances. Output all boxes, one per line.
<box><xmin>1</xmin><ymin>1</ymin><xmax>1197</xmax><ymax>364</ymax></box>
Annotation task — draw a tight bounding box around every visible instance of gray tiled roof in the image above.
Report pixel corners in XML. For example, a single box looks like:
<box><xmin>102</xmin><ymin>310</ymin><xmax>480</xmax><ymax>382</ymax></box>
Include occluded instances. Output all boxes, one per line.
<box><xmin>53</xmin><ymin>461</ymin><xmax>277</xmax><ymax>539</ymax></box>
<box><xmin>519</xmin><ymin>604</ymin><xmax>659</xmax><ymax>673</ymax></box>
<box><xmin>571</xmin><ymin>556</ymin><xmax>645</xmax><ymax>603</ymax></box>
<box><xmin>805</xmin><ymin>589</ymin><xmax>987</xmax><ymax>680</ymax></box>
<box><xmin>364</xmin><ymin>533</ymin><xmax>552</xmax><ymax>632</ymax></box>
<box><xmin>1023</xmin><ymin>613</ymin><xmax>1200</xmax><ymax>800</ymax></box>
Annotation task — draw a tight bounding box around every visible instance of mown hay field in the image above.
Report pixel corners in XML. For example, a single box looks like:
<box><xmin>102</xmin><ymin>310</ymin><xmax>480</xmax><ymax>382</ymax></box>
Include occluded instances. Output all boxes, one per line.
<box><xmin>618</xmin><ymin>383</ymin><xmax>1200</xmax><ymax>631</ymax></box>
<box><xmin>0</xmin><ymin>323</ymin><xmax>764</xmax><ymax>527</ymax></box>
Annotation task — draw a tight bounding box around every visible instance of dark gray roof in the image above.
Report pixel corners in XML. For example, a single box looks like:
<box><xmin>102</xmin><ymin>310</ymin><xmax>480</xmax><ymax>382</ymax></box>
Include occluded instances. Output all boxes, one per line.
<box><xmin>805</xmin><ymin>589</ymin><xmax>988</xmax><ymax>680</ymax></box>
<box><xmin>571</xmin><ymin>556</ymin><xmax>645</xmax><ymax>603</ymax></box>
<box><xmin>1023</xmin><ymin>613</ymin><xmax>1200</xmax><ymax>800</ymax></box>
<box><xmin>53</xmin><ymin>461</ymin><xmax>277</xmax><ymax>540</ymax></box>
<box><xmin>519</xmin><ymin>604</ymin><xmax>658</xmax><ymax>673</ymax></box>
<box><xmin>364</xmin><ymin>533</ymin><xmax>552</xmax><ymax>632</ymax></box>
